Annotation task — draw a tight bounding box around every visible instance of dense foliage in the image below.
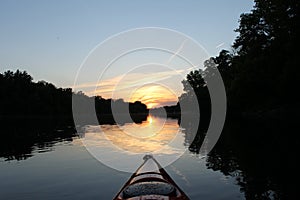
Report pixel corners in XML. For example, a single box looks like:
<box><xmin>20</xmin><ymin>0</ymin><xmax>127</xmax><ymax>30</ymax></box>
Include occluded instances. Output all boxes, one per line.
<box><xmin>180</xmin><ymin>1</ymin><xmax>299</xmax><ymax>198</ymax></box>
<box><xmin>181</xmin><ymin>0</ymin><xmax>299</xmax><ymax>117</ymax></box>
<box><xmin>0</xmin><ymin>69</ymin><xmax>149</xmax><ymax>130</ymax></box>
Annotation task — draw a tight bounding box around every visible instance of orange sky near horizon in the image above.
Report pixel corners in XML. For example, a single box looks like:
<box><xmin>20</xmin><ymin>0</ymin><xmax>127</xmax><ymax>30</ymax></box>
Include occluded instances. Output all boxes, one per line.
<box><xmin>73</xmin><ymin>69</ymin><xmax>187</xmax><ymax>108</ymax></box>
<box><xmin>70</xmin><ymin>34</ymin><xmax>207</xmax><ymax>108</ymax></box>
<box><xmin>129</xmin><ymin>84</ymin><xmax>178</xmax><ymax>108</ymax></box>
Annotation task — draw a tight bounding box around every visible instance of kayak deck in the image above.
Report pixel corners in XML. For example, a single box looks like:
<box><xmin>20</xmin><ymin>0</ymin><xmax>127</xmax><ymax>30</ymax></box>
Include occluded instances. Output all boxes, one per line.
<box><xmin>113</xmin><ymin>155</ymin><xmax>189</xmax><ymax>200</ymax></box>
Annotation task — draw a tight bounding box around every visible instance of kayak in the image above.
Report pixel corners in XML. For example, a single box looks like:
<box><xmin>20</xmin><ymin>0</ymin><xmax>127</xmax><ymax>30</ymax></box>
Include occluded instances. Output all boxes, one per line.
<box><xmin>113</xmin><ymin>155</ymin><xmax>190</xmax><ymax>200</ymax></box>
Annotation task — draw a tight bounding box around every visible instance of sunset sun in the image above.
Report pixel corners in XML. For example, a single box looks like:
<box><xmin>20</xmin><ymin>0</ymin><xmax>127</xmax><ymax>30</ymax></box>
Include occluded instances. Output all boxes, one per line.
<box><xmin>129</xmin><ymin>84</ymin><xmax>178</xmax><ymax>109</ymax></box>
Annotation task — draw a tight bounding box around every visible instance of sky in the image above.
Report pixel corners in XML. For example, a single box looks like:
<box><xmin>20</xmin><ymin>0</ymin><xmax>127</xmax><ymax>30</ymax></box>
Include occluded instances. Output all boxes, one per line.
<box><xmin>0</xmin><ymin>0</ymin><xmax>254</xmax><ymax>108</ymax></box>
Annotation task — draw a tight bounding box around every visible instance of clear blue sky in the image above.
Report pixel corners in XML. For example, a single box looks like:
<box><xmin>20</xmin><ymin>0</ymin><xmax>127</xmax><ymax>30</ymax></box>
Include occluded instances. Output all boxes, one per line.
<box><xmin>0</xmin><ymin>0</ymin><xmax>254</xmax><ymax>88</ymax></box>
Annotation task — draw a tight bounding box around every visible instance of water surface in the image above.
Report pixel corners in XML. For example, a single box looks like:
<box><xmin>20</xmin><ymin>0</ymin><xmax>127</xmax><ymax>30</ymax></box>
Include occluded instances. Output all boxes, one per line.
<box><xmin>0</xmin><ymin>115</ymin><xmax>285</xmax><ymax>199</ymax></box>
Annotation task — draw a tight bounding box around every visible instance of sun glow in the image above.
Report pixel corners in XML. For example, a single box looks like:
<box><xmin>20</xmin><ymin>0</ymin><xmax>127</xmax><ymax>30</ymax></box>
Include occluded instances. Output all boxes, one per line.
<box><xmin>73</xmin><ymin>68</ymin><xmax>185</xmax><ymax>108</ymax></box>
<box><xmin>129</xmin><ymin>84</ymin><xmax>178</xmax><ymax>109</ymax></box>
<box><xmin>148</xmin><ymin>116</ymin><xmax>153</xmax><ymax>124</ymax></box>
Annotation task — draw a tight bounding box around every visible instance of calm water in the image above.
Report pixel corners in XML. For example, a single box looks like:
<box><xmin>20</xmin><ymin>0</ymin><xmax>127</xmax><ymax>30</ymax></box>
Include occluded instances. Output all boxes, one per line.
<box><xmin>0</xmin><ymin>115</ymin><xmax>284</xmax><ymax>199</ymax></box>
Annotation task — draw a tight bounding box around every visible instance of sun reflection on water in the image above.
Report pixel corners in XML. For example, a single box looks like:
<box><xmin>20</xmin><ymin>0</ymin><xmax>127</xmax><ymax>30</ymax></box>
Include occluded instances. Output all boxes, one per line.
<box><xmin>148</xmin><ymin>116</ymin><xmax>153</xmax><ymax>124</ymax></box>
<box><xmin>82</xmin><ymin>115</ymin><xmax>184</xmax><ymax>154</ymax></box>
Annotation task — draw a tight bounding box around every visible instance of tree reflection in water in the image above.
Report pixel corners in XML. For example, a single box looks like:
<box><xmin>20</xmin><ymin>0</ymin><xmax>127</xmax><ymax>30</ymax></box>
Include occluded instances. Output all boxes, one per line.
<box><xmin>0</xmin><ymin>118</ymin><xmax>76</xmax><ymax>161</ymax></box>
<box><xmin>1</xmin><ymin>114</ymin><xmax>297</xmax><ymax>199</ymax></box>
<box><xmin>181</xmin><ymin>116</ymin><xmax>297</xmax><ymax>199</ymax></box>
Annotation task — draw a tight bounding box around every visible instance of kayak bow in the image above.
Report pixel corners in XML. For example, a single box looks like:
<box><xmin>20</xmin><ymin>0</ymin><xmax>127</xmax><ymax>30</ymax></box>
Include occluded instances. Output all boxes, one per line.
<box><xmin>113</xmin><ymin>155</ymin><xmax>189</xmax><ymax>200</ymax></box>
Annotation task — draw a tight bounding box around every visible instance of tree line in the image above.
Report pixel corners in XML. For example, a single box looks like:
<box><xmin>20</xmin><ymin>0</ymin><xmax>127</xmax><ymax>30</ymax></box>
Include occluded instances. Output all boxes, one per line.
<box><xmin>0</xmin><ymin>70</ymin><xmax>148</xmax><ymax>127</ymax></box>
<box><xmin>0</xmin><ymin>70</ymin><xmax>149</xmax><ymax>160</ymax></box>
<box><xmin>179</xmin><ymin>0</ymin><xmax>299</xmax><ymax>128</ymax></box>
<box><xmin>180</xmin><ymin>1</ymin><xmax>299</xmax><ymax>198</ymax></box>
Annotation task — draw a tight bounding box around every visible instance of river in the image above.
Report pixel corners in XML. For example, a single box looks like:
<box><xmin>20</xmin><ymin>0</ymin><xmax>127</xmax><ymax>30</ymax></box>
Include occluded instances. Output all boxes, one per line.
<box><xmin>0</xmin><ymin>115</ymin><xmax>286</xmax><ymax>199</ymax></box>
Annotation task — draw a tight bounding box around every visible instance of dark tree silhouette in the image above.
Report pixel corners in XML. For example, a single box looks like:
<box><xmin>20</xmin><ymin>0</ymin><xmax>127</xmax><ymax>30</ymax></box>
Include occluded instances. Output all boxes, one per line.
<box><xmin>179</xmin><ymin>0</ymin><xmax>299</xmax><ymax>198</ymax></box>
<box><xmin>0</xmin><ymin>70</ymin><xmax>149</xmax><ymax>160</ymax></box>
